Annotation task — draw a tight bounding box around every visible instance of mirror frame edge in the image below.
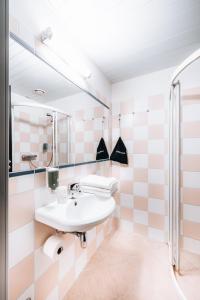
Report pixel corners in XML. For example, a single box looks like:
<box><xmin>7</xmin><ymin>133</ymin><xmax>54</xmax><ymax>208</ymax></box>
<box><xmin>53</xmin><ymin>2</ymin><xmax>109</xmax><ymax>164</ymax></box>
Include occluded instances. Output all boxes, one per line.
<box><xmin>0</xmin><ymin>0</ymin><xmax>9</xmax><ymax>298</ymax></box>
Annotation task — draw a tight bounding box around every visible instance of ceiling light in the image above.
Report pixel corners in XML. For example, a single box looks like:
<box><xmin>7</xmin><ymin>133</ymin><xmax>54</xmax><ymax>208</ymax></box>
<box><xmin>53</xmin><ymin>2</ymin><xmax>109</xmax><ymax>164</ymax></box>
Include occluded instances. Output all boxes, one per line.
<box><xmin>40</xmin><ymin>28</ymin><xmax>92</xmax><ymax>79</ymax></box>
<box><xmin>41</xmin><ymin>27</ymin><xmax>53</xmax><ymax>44</ymax></box>
<box><xmin>34</xmin><ymin>89</ymin><xmax>46</xmax><ymax>96</ymax></box>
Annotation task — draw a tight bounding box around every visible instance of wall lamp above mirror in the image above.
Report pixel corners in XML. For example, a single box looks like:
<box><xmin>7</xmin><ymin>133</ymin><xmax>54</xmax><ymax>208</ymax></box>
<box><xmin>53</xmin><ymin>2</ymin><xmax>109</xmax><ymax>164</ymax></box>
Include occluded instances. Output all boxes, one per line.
<box><xmin>9</xmin><ymin>33</ymin><xmax>111</xmax><ymax>177</ymax></box>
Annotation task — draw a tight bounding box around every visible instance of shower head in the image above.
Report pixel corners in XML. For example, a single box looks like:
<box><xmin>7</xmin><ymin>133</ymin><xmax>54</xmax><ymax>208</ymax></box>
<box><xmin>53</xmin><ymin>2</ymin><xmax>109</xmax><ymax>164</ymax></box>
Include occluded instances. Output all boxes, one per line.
<box><xmin>46</xmin><ymin>113</ymin><xmax>53</xmax><ymax>122</ymax></box>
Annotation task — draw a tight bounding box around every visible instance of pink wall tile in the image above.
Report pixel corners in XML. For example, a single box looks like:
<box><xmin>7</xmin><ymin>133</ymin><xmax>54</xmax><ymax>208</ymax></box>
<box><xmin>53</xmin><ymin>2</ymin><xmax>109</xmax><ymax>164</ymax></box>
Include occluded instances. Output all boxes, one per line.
<box><xmin>149</xmin><ymin>213</ymin><xmax>165</xmax><ymax>230</ymax></box>
<box><xmin>133</xmin><ymin>141</ymin><xmax>148</xmax><ymax>154</ymax></box>
<box><xmin>134</xmin><ymin>196</ymin><xmax>148</xmax><ymax>211</ymax></box>
<box><xmin>120</xmin><ymin>180</ymin><xmax>133</xmax><ymax>194</ymax></box>
<box><xmin>182</xmin><ymin>155</ymin><xmax>200</xmax><ymax>171</ymax></box>
<box><xmin>9</xmin><ymin>191</ymin><xmax>34</xmax><ymax>232</ymax></box>
<box><xmin>76</xmin><ymin>131</ymin><xmax>84</xmax><ymax>142</ymax></box>
<box><xmin>35</xmin><ymin>261</ymin><xmax>59</xmax><ymax>300</ymax></box>
<box><xmin>94</xmin><ymin>106</ymin><xmax>104</xmax><ymax>118</ymax></box>
<box><xmin>34</xmin><ymin>222</ymin><xmax>55</xmax><ymax>250</ymax></box>
<box><xmin>120</xmin><ymin>207</ymin><xmax>133</xmax><ymax>221</ymax></box>
<box><xmin>84</xmin><ymin>142</ymin><xmax>94</xmax><ymax>153</ymax></box>
<box><xmin>20</xmin><ymin>132</ymin><xmax>30</xmax><ymax>142</ymax></box>
<box><xmin>149</xmin><ymin>155</ymin><xmax>164</xmax><ymax>169</ymax></box>
<box><xmin>120</xmin><ymin>101</ymin><xmax>134</xmax><ymax>114</ymax></box>
<box><xmin>182</xmin><ymin>122</ymin><xmax>200</xmax><ymax>138</ymax></box>
<box><xmin>148</xmin><ymin>125</ymin><xmax>164</xmax><ymax>139</ymax></box>
<box><xmin>121</xmin><ymin>128</ymin><xmax>133</xmax><ymax>140</ymax></box>
<box><xmin>182</xmin><ymin>188</ymin><xmax>200</xmax><ymax>206</ymax></box>
<box><xmin>34</xmin><ymin>173</ymin><xmax>46</xmax><ymax>188</ymax></box>
<box><xmin>149</xmin><ymin>184</ymin><xmax>164</xmax><ymax>200</ymax></box>
<box><xmin>9</xmin><ymin>254</ymin><xmax>34</xmax><ymax>300</ymax></box>
<box><xmin>183</xmin><ymin>220</ymin><xmax>200</xmax><ymax>240</ymax></box>
<box><xmin>134</xmin><ymin>169</ymin><xmax>148</xmax><ymax>182</ymax></box>
<box><xmin>134</xmin><ymin>223</ymin><xmax>148</xmax><ymax>236</ymax></box>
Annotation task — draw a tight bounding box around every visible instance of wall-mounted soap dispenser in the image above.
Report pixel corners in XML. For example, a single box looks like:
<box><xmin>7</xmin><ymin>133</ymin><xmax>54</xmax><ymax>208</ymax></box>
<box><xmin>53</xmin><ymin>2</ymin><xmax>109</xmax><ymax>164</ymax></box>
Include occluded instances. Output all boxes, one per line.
<box><xmin>46</xmin><ymin>167</ymin><xmax>59</xmax><ymax>191</ymax></box>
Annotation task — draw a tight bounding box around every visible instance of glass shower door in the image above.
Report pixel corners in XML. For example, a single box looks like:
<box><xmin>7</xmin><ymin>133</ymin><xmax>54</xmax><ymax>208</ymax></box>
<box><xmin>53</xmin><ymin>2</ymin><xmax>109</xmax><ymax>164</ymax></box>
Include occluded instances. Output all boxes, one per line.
<box><xmin>170</xmin><ymin>56</ymin><xmax>200</xmax><ymax>300</ymax></box>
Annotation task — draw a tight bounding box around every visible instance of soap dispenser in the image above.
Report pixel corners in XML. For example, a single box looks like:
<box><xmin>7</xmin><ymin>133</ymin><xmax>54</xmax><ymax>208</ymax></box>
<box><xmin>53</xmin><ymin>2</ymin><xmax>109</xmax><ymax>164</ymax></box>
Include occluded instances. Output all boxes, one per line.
<box><xmin>46</xmin><ymin>167</ymin><xmax>59</xmax><ymax>191</ymax></box>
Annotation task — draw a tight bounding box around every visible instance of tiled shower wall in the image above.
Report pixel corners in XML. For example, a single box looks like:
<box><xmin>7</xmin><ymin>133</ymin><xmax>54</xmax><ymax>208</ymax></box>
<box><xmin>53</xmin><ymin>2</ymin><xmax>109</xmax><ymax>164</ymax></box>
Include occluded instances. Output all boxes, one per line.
<box><xmin>8</xmin><ymin>161</ymin><xmax>116</xmax><ymax>300</ymax></box>
<box><xmin>111</xmin><ymin>95</ymin><xmax>168</xmax><ymax>242</ymax></box>
<box><xmin>181</xmin><ymin>87</ymin><xmax>200</xmax><ymax>255</ymax></box>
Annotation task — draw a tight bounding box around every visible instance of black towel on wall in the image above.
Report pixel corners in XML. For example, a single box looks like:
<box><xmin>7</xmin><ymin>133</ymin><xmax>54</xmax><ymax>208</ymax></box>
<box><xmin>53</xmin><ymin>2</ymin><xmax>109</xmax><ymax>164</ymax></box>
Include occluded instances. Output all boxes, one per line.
<box><xmin>110</xmin><ymin>137</ymin><xmax>128</xmax><ymax>164</ymax></box>
<box><xmin>96</xmin><ymin>137</ymin><xmax>109</xmax><ymax>160</ymax></box>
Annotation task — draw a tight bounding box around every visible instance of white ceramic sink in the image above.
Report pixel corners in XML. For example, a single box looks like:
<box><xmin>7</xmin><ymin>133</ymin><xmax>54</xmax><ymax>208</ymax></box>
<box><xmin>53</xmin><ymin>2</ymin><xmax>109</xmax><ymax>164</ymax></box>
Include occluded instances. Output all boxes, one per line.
<box><xmin>35</xmin><ymin>193</ymin><xmax>115</xmax><ymax>232</ymax></box>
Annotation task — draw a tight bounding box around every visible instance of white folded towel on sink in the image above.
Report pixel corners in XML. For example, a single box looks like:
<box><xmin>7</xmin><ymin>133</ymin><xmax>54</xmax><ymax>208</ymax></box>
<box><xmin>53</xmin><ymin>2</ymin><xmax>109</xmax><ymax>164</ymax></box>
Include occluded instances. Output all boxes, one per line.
<box><xmin>80</xmin><ymin>174</ymin><xmax>118</xmax><ymax>191</ymax></box>
<box><xmin>81</xmin><ymin>184</ymin><xmax>118</xmax><ymax>198</ymax></box>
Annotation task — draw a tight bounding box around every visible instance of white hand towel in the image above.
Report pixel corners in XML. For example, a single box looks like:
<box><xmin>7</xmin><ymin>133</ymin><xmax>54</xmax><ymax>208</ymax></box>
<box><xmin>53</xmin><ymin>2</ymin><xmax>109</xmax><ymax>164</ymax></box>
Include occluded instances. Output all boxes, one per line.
<box><xmin>81</xmin><ymin>185</ymin><xmax>117</xmax><ymax>198</ymax></box>
<box><xmin>80</xmin><ymin>175</ymin><xmax>118</xmax><ymax>190</ymax></box>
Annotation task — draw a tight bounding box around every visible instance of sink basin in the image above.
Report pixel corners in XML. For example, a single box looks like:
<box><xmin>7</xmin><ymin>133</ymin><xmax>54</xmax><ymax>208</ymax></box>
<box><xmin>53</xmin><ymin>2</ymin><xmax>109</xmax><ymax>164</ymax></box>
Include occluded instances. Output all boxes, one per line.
<box><xmin>35</xmin><ymin>193</ymin><xmax>116</xmax><ymax>232</ymax></box>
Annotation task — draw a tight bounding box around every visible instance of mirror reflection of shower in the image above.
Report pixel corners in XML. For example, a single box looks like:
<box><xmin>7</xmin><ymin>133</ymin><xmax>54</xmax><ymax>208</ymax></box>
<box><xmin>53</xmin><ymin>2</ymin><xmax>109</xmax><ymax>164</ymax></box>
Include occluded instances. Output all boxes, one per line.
<box><xmin>11</xmin><ymin>102</ymin><xmax>71</xmax><ymax>171</ymax></box>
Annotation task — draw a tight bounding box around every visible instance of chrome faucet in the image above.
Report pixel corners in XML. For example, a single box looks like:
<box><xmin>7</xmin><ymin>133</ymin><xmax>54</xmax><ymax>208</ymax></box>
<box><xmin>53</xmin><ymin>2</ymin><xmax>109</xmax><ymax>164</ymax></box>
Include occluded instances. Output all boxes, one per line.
<box><xmin>67</xmin><ymin>183</ymin><xmax>81</xmax><ymax>204</ymax></box>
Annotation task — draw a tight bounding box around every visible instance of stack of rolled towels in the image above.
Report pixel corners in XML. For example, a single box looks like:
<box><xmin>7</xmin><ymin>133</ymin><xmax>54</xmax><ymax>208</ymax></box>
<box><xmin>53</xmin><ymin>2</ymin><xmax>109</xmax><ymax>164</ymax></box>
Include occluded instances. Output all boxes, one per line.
<box><xmin>80</xmin><ymin>174</ymin><xmax>118</xmax><ymax>198</ymax></box>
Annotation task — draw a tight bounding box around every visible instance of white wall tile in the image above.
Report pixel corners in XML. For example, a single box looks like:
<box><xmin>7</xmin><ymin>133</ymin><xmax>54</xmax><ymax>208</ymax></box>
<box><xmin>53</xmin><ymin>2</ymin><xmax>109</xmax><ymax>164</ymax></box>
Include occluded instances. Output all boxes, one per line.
<box><xmin>148</xmin><ymin>227</ymin><xmax>165</xmax><ymax>242</ymax></box>
<box><xmin>17</xmin><ymin>284</ymin><xmax>34</xmax><ymax>300</ymax></box>
<box><xmin>87</xmin><ymin>228</ymin><xmax>96</xmax><ymax>244</ymax></box>
<box><xmin>133</xmin><ymin>154</ymin><xmax>148</xmax><ymax>168</ymax></box>
<box><xmin>120</xmin><ymin>193</ymin><xmax>133</xmax><ymax>208</ymax></box>
<box><xmin>96</xmin><ymin>230</ymin><xmax>104</xmax><ymax>248</ymax></box>
<box><xmin>46</xmin><ymin>286</ymin><xmax>59</xmax><ymax>300</ymax></box>
<box><xmin>183</xmin><ymin>237</ymin><xmax>200</xmax><ymax>255</ymax></box>
<box><xmin>148</xmin><ymin>140</ymin><xmax>165</xmax><ymax>154</ymax></box>
<box><xmin>148</xmin><ymin>198</ymin><xmax>165</xmax><ymax>214</ymax></box>
<box><xmin>148</xmin><ymin>110</ymin><xmax>165</xmax><ymax>124</ymax></box>
<box><xmin>134</xmin><ymin>209</ymin><xmax>148</xmax><ymax>225</ymax></box>
<box><xmin>120</xmin><ymin>167</ymin><xmax>133</xmax><ymax>180</ymax></box>
<box><xmin>148</xmin><ymin>169</ymin><xmax>165</xmax><ymax>184</ymax></box>
<box><xmin>59</xmin><ymin>243</ymin><xmax>75</xmax><ymax>280</ymax></box>
<box><xmin>75</xmin><ymin>252</ymin><xmax>87</xmax><ymax>278</ymax></box>
<box><xmin>119</xmin><ymin>220</ymin><xmax>133</xmax><ymax>233</ymax></box>
<box><xmin>16</xmin><ymin>174</ymin><xmax>34</xmax><ymax>193</ymax></box>
<box><xmin>183</xmin><ymin>172</ymin><xmax>200</xmax><ymax>188</ymax></box>
<box><xmin>134</xmin><ymin>126</ymin><xmax>148</xmax><ymax>140</ymax></box>
<box><xmin>183</xmin><ymin>204</ymin><xmax>200</xmax><ymax>223</ymax></box>
<box><xmin>9</xmin><ymin>222</ymin><xmax>34</xmax><ymax>268</ymax></box>
<box><xmin>182</xmin><ymin>138</ymin><xmax>200</xmax><ymax>154</ymax></box>
<box><xmin>134</xmin><ymin>182</ymin><xmax>148</xmax><ymax>197</ymax></box>
<box><xmin>182</xmin><ymin>104</ymin><xmax>200</xmax><ymax>122</ymax></box>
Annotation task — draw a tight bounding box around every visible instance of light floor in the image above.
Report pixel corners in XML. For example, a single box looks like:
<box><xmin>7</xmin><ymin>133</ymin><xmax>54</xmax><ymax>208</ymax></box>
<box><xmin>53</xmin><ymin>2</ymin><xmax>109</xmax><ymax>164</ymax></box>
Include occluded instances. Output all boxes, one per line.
<box><xmin>65</xmin><ymin>231</ymin><xmax>180</xmax><ymax>300</ymax></box>
<box><xmin>175</xmin><ymin>251</ymin><xmax>200</xmax><ymax>300</ymax></box>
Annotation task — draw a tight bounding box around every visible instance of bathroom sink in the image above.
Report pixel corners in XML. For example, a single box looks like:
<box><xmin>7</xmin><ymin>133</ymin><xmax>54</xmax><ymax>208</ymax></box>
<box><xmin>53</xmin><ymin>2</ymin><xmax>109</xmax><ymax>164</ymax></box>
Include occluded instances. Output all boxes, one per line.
<box><xmin>35</xmin><ymin>193</ymin><xmax>115</xmax><ymax>232</ymax></box>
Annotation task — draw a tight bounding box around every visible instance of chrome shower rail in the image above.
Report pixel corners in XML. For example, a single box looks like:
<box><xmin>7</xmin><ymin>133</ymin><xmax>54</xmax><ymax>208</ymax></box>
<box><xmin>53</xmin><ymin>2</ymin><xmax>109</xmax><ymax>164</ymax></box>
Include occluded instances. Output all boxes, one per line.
<box><xmin>11</xmin><ymin>101</ymin><xmax>71</xmax><ymax>118</ymax></box>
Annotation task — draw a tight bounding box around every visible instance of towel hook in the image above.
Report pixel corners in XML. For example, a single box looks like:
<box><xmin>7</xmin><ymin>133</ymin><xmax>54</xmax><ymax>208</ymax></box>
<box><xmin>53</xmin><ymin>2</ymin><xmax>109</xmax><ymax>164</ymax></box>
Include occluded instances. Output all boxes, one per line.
<box><xmin>118</xmin><ymin>113</ymin><xmax>121</xmax><ymax>136</ymax></box>
<box><xmin>102</xmin><ymin>116</ymin><xmax>105</xmax><ymax>137</ymax></box>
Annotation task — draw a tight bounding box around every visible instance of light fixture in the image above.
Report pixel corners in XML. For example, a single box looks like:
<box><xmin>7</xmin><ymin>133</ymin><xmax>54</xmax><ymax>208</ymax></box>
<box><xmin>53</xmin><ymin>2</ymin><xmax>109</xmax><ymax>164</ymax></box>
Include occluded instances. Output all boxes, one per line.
<box><xmin>40</xmin><ymin>27</ymin><xmax>92</xmax><ymax>80</ymax></box>
<box><xmin>41</xmin><ymin>27</ymin><xmax>53</xmax><ymax>44</ymax></box>
<box><xmin>34</xmin><ymin>89</ymin><xmax>46</xmax><ymax>96</ymax></box>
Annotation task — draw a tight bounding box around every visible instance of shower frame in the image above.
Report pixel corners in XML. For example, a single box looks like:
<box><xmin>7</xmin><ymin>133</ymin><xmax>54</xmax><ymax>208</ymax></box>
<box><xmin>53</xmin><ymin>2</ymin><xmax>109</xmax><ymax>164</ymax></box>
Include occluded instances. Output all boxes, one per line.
<box><xmin>169</xmin><ymin>48</ymin><xmax>200</xmax><ymax>271</ymax></box>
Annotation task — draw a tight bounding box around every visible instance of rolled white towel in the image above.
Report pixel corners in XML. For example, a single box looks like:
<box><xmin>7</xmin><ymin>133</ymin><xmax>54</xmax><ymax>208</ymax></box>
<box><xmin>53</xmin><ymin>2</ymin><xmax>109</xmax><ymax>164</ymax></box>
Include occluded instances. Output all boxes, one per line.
<box><xmin>81</xmin><ymin>184</ymin><xmax>118</xmax><ymax>198</ymax></box>
<box><xmin>80</xmin><ymin>175</ymin><xmax>118</xmax><ymax>190</ymax></box>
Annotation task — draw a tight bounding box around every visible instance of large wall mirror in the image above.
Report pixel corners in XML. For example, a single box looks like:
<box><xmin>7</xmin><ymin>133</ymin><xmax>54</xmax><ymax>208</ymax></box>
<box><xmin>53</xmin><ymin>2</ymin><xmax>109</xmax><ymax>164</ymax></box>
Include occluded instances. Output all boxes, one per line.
<box><xmin>9</xmin><ymin>35</ymin><xmax>110</xmax><ymax>174</ymax></box>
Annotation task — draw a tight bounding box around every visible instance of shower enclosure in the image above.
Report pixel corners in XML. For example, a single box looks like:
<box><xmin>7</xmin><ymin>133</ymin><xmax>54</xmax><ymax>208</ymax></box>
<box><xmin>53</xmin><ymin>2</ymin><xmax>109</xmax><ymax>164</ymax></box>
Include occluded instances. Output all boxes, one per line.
<box><xmin>169</xmin><ymin>49</ymin><xmax>200</xmax><ymax>299</ymax></box>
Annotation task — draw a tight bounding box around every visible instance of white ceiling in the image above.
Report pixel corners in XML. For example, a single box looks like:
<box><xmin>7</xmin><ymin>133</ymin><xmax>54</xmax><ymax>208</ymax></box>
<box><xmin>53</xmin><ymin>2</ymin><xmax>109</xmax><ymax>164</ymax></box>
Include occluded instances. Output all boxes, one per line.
<box><xmin>10</xmin><ymin>0</ymin><xmax>200</xmax><ymax>83</ymax></box>
<box><xmin>9</xmin><ymin>38</ymin><xmax>81</xmax><ymax>102</ymax></box>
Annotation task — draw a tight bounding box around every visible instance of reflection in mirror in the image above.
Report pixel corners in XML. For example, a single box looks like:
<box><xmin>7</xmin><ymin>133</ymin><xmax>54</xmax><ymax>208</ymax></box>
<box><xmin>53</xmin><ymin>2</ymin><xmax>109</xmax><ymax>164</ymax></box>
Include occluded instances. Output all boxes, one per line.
<box><xmin>9</xmin><ymin>37</ymin><xmax>110</xmax><ymax>173</ymax></box>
